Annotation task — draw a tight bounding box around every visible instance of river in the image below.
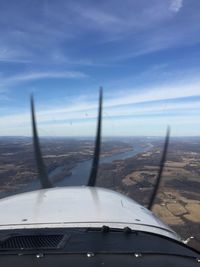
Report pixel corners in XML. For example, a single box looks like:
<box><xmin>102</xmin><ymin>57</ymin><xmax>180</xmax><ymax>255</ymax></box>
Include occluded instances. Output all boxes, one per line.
<box><xmin>56</xmin><ymin>143</ymin><xmax>149</xmax><ymax>186</ymax></box>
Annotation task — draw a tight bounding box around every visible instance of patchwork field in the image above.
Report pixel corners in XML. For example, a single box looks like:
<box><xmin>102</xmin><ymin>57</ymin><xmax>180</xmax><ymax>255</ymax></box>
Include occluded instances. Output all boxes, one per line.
<box><xmin>98</xmin><ymin>138</ymin><xmax>200</xmax><ymax>251</ymax></box>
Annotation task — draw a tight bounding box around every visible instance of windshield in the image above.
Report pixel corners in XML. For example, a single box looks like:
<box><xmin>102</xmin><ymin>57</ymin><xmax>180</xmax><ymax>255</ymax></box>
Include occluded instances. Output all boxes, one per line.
<box><xmin>0</xmin><ymin>0</ymin><xmax>199</xmax><ymax>253</ymax></box>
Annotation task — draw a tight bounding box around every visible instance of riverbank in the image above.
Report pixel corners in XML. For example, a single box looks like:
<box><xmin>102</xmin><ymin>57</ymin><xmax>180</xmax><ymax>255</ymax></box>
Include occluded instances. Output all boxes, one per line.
<box><xmin>0</xmin><ymin>138</ymin><xmax>150</xmax><ymax>198</ymax></box>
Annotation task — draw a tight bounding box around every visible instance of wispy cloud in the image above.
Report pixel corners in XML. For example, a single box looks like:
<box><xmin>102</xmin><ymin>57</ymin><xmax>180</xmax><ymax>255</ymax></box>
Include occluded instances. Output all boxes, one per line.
<box><xmin>105</xmin><ymin>79</ymin><xmax>200</xmax><ymax>108</ymax></box>
<box><xmin>0</xmin><ymin>45</ymin><xmax>32</xmax><ymax>63</ymax></box>
<box><xmin>12</xmin><ymin>71</ymin><xmax>87</xmax><ymax>81</ymax></box>
<box><xmin>75</xmin><ymin>5</ymin><xmax>121</xmax><ymax>29</ymax></box>
<box><xmin>0</xmin><ymin>77</ymin><xmax>200</xmax><ymax>136</ymax></box>
<box><xmin>0</xmin><ymin>70</ymin><xmax>88</xmax><ymax>90</ymax></box>
<box><xmin>169</xmin><ymin>0</ymin><xmax>183</xmax><ymax>13</ymax></box>
<box><xmin>0</xmin><ymin>0</ymin><xmax>198</xmax><ymax>65</ymax></box>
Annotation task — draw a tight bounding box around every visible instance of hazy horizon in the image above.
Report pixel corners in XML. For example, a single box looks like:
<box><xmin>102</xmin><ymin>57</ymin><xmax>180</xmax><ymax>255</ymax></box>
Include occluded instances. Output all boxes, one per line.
<box><xmin>0</xmin><ymin>135</ymin><xmax>200</xmax><ymax>139</ymax></box>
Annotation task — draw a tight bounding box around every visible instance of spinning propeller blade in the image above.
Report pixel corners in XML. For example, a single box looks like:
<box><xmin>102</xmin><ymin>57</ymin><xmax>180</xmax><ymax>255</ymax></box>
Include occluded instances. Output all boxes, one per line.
<box><xmin>148</xmin><ymin>127</ymin><xmax>170</xmax><ymax>210</ymax></box>
<box><xmin>31</xmin><ymin>95</ymin><xmax>53</xmax><ymax>189</ymax></box>
<box><xmin>87</xmin><ymin>88</ymin><xmax>103</xmax><ymax>187</ymax></box>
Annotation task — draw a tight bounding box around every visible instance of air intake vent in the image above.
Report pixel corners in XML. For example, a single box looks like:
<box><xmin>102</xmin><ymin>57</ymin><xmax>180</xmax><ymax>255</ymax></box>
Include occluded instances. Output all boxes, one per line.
<box><xmin>0</xmin><ymin>235</ymin><xmax>64</xmax><ymax>250</ymax></box>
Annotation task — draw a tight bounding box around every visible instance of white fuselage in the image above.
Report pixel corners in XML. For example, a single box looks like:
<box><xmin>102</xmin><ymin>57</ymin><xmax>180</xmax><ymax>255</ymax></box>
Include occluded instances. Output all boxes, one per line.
<box><xmin>0</xmin><ymin>186</ymin><xmax>180</xmax><ymax>241</ymax></box>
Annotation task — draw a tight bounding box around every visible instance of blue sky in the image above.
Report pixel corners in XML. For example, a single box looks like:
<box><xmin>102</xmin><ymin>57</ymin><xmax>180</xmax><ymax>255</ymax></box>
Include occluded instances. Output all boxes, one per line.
<box><xmin>0</xmin><ymin>0</ymin><xmax>200</xmax><ymax>136</ymax></box>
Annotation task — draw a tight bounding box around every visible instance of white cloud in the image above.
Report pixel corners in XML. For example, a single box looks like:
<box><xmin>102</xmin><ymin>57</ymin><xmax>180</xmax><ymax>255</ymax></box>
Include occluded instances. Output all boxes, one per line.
<box><xmin>77</xmin><ymin>6</ymin><xmax>121</xmax><ymax>27</ymax></box>
<box><xmin>169</xmin><ymin>0</ymin><xmax>183</xmax><ymax>13</ymax></box>
<box><xmin>0</xmin><ymin>0</ymin><xmax>199</xmax><ymax>67</ymax></box>
<box><xmin>0</xmin><ymin>70</ymin><xmax>88</xmax><ymax>90</ymax></box>
<box><xmin>0</xmin><ymin>78</ymin><xmax>200</xmax><ymax>136</ymax></box>
<box><xmin>13</xmin><ymin>71</ymin><xmax>88</xmax><ymax>81</ymax></box>
<box><xmin>105</xmin><ymin>80</ymin><xmax>200</xmax><ymax>108</ymax></box>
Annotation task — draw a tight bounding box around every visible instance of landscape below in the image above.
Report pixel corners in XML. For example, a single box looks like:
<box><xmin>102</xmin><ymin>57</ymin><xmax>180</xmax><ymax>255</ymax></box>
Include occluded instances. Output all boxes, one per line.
<box><xmin>0</xmin><ymin>136</ymin><xmax>199</xmax><ymax>251</ymax></box>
